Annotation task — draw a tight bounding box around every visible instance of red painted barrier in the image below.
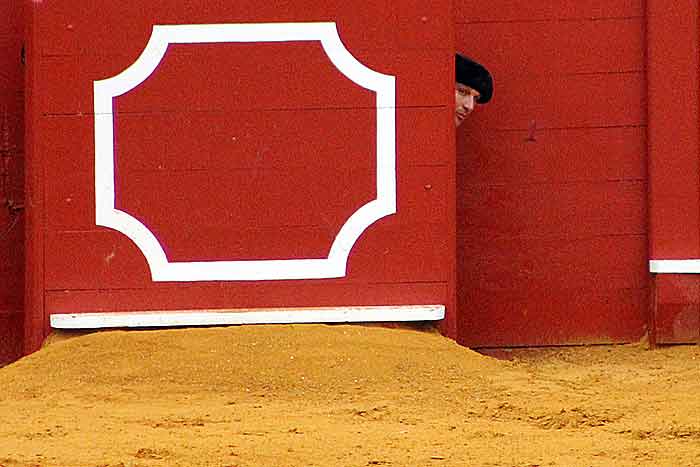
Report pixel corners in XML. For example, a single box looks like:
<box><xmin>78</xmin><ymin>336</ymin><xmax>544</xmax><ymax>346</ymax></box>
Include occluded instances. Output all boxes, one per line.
<box><xmin>7</xmin><ymin>0</ymin><xmax>697</xmax><ymax>356</ymax></box>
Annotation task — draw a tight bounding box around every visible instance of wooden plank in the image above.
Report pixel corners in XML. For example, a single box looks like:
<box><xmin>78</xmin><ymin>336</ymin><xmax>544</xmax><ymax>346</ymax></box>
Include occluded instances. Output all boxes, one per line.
<box><xmin>115</xmin><ymin>43</ymin><xmax>374</xmax><ymax>113</ymax></box>
<box><xmin>45</xmin><ymin>220</ymin><xmax>450</xmax><ymax>289</ymax></box>
<box><xmin>458</xmin><ymin>287</ymin><xmax>647</xmax><ymax>347</ymax></box>
<box><xmin>458</xmin><ymin>72</ymin><xmax>645</xmax><ymax>130</ymax></box>
<box><xmin>115</xmin><ymin>167</ymin><xmax>375</xmax><ymax>233</ymax></box>
<box><xmin>457</xmin><ymin>127</ymin><xmax>646</xmax><ymax>183</ymax></box>
<box><xmin>50</xmin><ymin>305</ymin><xmax>445</xmax><ymax>329</ymax></box>
<box><xmin>456</xmin><ymin>0</ymin><xmax>644</xmax><ymax>23</ymax></box>
<box><xmin>458</xmin><ymin>234</ymin><xmax>648</xmax><ymax>293</ymax></box>
<box><xmin>38</xmin><ymin>0</ymin><xmax>408</xmax><ymax>57</ymax></box>
<box><xmin>111</xmin><ymin>48</ymin><xmax>446</xmax><ymax>112</ymax></box>
<box><xmin>42</xmin><ymin>164</ymin><xmax>447</xmax><ymax>260</ymax></box>
<box><xmin>457</xmin><ymin>18</ymin><xmax>644</xmax><ymax>75</ymax></box>
<box><xmin>39</xmin><ymin>49</ymin><xmax>450</xmax><ymax>115</ymax></box>
<box><xmin>458</xmin><ymin>181</ymin><xmax>647</xmax><ymax>238</ymax></box>
<box><xmin>114</xmin><ymin>109</ymin><xmax>376</xmax><ymax>172</ymax></box>
<box><xmin>47</xmin><ymin>161</ymin><xmax>450</xmax><ymax>238</ymax></box>
<box><xmin>42</xmin><ymin>107</ymin><xmax>440</xmax><ymax>178</ymax></box>
<box><xmin>45</xmin><ymin>282</ymin><xmax>448</xmax><ymax>313</ymax></box>
<box><xmin>115</xmin><ymin>164</ymin><xmax>445</xmax><ymax>223</ymax></box>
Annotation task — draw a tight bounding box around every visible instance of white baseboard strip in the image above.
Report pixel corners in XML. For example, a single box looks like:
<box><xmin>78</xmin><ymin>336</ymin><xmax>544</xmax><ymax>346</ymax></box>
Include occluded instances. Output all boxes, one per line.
<box><xmin>650</xmin><ymin>259</ymin><xmax>700</xmax><ymax>273</ymax></box>
<box><xmin>50</xmin><ymin>305</ymin><xmax>445</xmax><ymax>329</ymax></box>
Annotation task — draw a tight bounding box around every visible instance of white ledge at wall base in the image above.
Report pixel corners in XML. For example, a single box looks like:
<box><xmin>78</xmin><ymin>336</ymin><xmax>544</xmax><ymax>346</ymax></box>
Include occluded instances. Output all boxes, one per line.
<box><xmin>50</xmin><ymin>305</ymin><xmax>445</xmax><ymax>329</ymax></box>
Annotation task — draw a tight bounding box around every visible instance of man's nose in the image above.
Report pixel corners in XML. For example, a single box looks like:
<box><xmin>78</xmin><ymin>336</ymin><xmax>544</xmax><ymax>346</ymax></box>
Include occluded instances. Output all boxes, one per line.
<box><xmin>464</xmin><ymin>95</ymin><xmax>475</xmax><ymax>112</ymax></box>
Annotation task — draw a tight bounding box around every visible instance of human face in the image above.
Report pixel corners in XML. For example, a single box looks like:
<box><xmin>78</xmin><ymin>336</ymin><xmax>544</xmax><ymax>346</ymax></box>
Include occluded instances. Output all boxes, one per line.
<box><xmin>455</xmin><ymin>83</ymin><xmax>481</xmax><ymax>127</ymax></box>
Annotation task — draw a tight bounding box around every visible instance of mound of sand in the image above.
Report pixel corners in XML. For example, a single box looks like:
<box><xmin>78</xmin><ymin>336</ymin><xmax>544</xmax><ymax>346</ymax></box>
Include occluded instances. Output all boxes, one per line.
<box><xmin>4</xmin><ymin>325</ymin><xmax>503</xmax><ymax>399</ymax></box>
<box><xmin>1</xmin><ymin>325</ymin><xmax>700</xmax><ymax>467</ymax></box>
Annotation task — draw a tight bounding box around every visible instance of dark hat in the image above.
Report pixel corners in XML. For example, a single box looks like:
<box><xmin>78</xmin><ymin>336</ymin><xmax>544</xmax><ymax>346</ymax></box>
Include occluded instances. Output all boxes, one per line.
<box><xmin>455</xmin><ymin>53</ymin><xmax>493</xmax><ymax>104</ymax></box>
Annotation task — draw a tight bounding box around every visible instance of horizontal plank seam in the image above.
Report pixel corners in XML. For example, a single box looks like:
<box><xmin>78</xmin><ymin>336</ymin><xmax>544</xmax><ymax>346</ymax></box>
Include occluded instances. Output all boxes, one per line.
<box><xmin>457</xmin><ymin>16</ymin><xmax>645</xmax><ymax>25</ymax></box>
<box><xmin>45</xmin><ymin>221</ymin><xmax>451</xmax><ymax>235</ymax></box>
<box><xmin>39</xmin><ymin>47</ymin><xmax>457</xmax><ymax>58</ymax></box>
<box><xmin>456</xmin><ymin>233</ymin><xmax>648</xmax><ymax>241</ymax></box>
<box><xmin>43</xmin><ymin>104</ymin><xmax>447</xmax><ymax>118</ymax></box>
<box><xmin>478</xmin><ymin>124</ymin><xmax>647</xmax><ymax>132</ymax></box>
<box><xmin>457</xmin><ymin>179</ymin><xmax>647</xmax><ymax>187</ymax></box>
<box><xmin>566</xmin><ymin>70</ymin><xmax>644</xmax><ymax>76</ymax></box>
<box><xmin>461</xmin><ymin>286</ymin><xmax>649</xmax><ymax>293</ymax></box>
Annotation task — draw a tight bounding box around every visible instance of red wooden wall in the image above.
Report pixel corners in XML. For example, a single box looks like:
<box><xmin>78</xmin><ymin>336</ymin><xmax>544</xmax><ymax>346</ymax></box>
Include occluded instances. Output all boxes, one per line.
<box><xmin>455</xmin><ymin>0</ymin><xmax>650</xmax><ymax>346</ymax></box>
<box><xmin>10</xmin><ymin>0</ymin><xmax>699</xmax><ymax>358</ymax></box>
<box><xmin>0</xmin><ymin>0</ymin><xmax>25</xmax><ymax>364</ymax></box>
<box><xmin>24</xmin><ymin>0</ymin><xmax>456</xmax><ymax>351</ymax></box>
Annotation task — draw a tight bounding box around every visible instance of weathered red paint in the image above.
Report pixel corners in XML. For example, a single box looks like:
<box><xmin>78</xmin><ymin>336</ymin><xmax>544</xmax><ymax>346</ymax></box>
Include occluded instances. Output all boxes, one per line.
<box><xmin>455</xmin><ymin>0</ymin><xmax>650</xmax><ymax>346</ymax></box>
<box><xmin>0</xmin><ymin>0</ymin><xmax>25</xmax><ymax>364</ymax></box>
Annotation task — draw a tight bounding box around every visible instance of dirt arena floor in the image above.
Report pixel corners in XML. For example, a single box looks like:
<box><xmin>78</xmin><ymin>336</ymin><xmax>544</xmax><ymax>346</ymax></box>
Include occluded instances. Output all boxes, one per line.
<box><xmin>1</xmin><ymin>324</ymin><xmax>699</xmax><ymax>467</ymax></box>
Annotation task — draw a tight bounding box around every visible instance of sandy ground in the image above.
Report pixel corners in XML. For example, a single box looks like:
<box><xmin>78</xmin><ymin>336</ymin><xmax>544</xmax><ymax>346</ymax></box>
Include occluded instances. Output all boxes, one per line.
<box><xmin>0</xmin><ymin>324</ymin><xmax>699</xmax><ymax>467</ymax></box>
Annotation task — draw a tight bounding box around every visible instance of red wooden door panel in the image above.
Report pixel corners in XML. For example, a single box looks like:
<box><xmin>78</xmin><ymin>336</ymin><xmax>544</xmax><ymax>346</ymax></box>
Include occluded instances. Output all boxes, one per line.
<box><xmin>25</xmin><ymin>0</ymin><xmax>458</xmax><ymax>349</ymax></box>
<box><xmin>455</xmin><ymin>1</ymin><xmax>649</xmax><ymax>346</ymax></box>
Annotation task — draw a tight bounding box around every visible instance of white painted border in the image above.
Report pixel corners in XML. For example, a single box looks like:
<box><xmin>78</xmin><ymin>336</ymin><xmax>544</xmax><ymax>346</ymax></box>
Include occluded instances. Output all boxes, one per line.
<box><xmin>94</xmin><ymin>23</ymin><xmax>396</xmax><ymax>282</ymax></box>
<box><xmin>50</xmin><ymin>305</ymin><xmax>444</xmax><ymax>329</ymax></box>
<box><xmin>649</xmin><ymin>259</ymin><xmax>700</xmax><ymax>273</ymax></box>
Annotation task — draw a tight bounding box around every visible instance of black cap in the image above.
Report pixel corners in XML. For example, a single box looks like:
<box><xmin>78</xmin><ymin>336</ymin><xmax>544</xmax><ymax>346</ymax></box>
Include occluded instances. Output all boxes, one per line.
<box><xmin>455</xmin><ymin>54</ymin><xmax>493</xmax><ymax>104</ymax></box>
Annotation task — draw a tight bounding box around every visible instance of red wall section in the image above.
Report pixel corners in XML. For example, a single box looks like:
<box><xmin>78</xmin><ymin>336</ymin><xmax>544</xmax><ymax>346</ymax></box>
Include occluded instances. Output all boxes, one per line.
<box><xmin>647</xmin><ymin>1</ymin><xmax>700</xmax><ymax>260</ymax></box>
<box><xmin>646</xmin><ymin>1</ymin><xmax>700</xmax><ymax>343</ymax></box>
<box><xmin>455</xmin><ymin>0</ymin><xmax>649</xmax><ymax>346</ymax></box>
<box><xmin>25</xmin><ymin>0</ymin><xmax>456</xmax><ymax>348</ymax></box>
<box><xmin>0</xmin><ymin>0</ymin><xmax>25</xmax><ymax>364</ymax></box>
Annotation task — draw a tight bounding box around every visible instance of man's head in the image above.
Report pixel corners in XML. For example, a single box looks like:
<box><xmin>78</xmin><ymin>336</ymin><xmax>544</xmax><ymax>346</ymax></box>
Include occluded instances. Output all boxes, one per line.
<box><xmin>455</xmin><ymin>54</ymin><xmax>493</xmax><ymax>127</ymax></box>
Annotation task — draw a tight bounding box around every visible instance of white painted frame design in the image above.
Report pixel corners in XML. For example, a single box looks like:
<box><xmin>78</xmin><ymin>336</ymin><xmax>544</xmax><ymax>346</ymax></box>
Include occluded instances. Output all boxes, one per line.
<box><xmin>94</xmin><ymin>23</ymin><xmax>396</xmax><ymax>282</ymax></box>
